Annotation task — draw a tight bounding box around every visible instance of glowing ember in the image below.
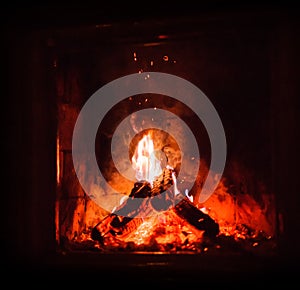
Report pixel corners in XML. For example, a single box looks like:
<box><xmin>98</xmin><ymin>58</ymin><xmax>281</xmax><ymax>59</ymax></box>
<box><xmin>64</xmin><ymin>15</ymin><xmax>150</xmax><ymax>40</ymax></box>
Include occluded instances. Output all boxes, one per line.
<box><xmin>64</xmin><ymin>123</ymin><xmax>276</xmax><ymax>254</ymax></box>
<box><xmin>123</xmin><ymin>210</ymin><xmax>204</xmax><ymax>249</ymax></box>
<box><xmin>131</xmin><ymin>132</ymin><xmax>163</xmax><ymax>186</ymax></box>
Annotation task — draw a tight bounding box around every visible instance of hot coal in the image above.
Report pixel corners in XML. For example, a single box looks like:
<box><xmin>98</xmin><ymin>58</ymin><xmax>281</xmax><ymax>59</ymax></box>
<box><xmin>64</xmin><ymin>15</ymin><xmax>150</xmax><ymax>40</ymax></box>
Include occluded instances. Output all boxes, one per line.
<box><xmin>91</xmin><ymin>167</ymin><xmax>220</xmax><ymax>245</ymax></box>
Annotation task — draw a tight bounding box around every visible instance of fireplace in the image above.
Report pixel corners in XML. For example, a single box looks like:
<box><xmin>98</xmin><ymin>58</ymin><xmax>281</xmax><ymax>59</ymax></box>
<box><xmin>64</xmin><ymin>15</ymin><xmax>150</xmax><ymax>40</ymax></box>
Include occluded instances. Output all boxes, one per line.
<box><xmin>6</xmin><ymin>3</ymin><xmax>300</xmax><ymax>285</ymax></box>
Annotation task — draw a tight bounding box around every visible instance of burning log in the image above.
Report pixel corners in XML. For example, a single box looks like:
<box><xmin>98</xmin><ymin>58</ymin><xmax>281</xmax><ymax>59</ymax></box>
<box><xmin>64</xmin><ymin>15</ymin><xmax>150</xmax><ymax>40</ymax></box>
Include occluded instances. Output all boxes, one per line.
<box><xmin>91</xmin><ymin>181</ymin><xmax>151</xmax><ymax>243</ymax></box>
<box><xmin>173</xmin><ymin>195</ymin><xmax>220</xmax><ymax>239</ymax></box>
<box><xmin>91</xmin><ymin>166</ymin><xmax>219</xmax><ymax>244</ymax></box>
<box><xmin>91</xmin><ymin>168</ymin><xmax>174</xmax><ymax>243</ymax></box>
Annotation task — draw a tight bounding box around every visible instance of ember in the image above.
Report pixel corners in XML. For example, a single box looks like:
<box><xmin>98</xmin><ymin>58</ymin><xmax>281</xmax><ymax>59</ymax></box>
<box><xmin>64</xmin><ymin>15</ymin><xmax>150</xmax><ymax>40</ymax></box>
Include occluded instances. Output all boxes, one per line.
<box><xmin>91</xmin><ymin>165</ymin><xmax>219</xmax><ymax>251</ymax></box>
<box><xmin>62</xmin><ymin>131</ymin><xmax>276</xmax><ymax>255</ymax></box>
<box><xmin>52</xmin><ymin>15</ymin><xmax>279</xmax><ymax>256</ymax></box>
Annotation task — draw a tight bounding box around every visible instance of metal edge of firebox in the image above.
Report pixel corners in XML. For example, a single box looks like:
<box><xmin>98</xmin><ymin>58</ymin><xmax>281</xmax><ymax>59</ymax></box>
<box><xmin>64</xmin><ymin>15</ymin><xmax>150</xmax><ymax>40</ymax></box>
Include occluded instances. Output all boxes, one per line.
<box><xmin>31</xmin><ymin>249</ymin><xmax>297</xmax><ymax>286</ymax></box>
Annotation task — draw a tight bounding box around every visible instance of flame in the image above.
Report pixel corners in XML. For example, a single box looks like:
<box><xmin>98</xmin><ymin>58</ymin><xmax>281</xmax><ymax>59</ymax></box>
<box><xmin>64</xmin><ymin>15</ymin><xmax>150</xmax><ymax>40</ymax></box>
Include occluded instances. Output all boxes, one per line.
<box><xmin>131</xmin><ymin>132</ymin><xmax>163</xmax><ymax>186</ymax></box>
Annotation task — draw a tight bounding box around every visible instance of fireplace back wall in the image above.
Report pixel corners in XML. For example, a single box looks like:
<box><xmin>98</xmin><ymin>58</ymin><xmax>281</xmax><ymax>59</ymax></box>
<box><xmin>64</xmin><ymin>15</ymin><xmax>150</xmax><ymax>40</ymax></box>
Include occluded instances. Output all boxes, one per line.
<box><xmin>6</xmin><ymin>3</ymin><xmax>300</xmax><ymax>284</ymax></box>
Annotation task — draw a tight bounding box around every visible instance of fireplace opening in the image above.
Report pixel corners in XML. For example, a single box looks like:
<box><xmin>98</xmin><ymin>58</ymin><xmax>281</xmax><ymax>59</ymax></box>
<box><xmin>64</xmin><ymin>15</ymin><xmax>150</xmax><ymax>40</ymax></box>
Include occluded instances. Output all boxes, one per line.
<box><xmin>55</xmin><ymin>30</ymin><xmax>278</xmax><ymax>256</ymax></box>
<box><xmin>6</xmin><ymin>4</ymin><xmax>300</xmax><ymax>284</ymax></box>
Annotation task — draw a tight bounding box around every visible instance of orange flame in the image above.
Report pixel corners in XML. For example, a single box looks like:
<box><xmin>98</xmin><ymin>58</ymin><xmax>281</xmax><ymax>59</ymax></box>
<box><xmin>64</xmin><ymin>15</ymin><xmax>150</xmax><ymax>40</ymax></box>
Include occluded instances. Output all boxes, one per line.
<box><xmin>131</xmin><ymin>132</ymin><xmax>163</xmax><ymax>186</ymax></box>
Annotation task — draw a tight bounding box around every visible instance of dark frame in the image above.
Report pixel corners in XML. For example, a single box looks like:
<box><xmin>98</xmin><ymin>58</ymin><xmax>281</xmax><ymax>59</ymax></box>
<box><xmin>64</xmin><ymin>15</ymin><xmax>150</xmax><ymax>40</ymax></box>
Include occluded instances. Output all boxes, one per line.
<box><xmin>5</xmin><ymin>2</ymin><xmax>299</xmax><ymax>285</ymax></box>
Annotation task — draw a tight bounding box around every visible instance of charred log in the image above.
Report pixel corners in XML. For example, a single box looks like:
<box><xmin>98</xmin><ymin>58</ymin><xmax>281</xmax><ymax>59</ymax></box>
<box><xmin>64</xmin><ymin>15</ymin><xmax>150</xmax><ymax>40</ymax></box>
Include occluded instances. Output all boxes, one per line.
<box><xmin>91</xmin><ymin>168</ymin><xmax>175</xmax><ymax>243</ymax></box>
<box><xmin>91</xmin><ymin>182</ymin><xmax>149</xmax><ymax>243</ymax></box>
<box><xmin>173</xmin><ymin>195</ymin><xmax>220</xmax><ymax>238</ymax></box>
<box><xmin>91</xmin><ymin>167</ymin><xmax>219</xmax><ymax>244</ymax></box>
<box><xmin>91</xmin><ymin>214</ymin><xmax>144</xmax><ymax>243</ymax></box>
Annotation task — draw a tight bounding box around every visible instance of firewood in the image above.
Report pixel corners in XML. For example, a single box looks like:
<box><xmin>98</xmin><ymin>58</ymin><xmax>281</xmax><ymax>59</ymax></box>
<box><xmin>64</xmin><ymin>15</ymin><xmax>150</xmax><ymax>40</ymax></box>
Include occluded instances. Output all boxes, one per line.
<box><xmin>91</xmin><ymin>169</ymin><xmax>175</xmax><ymax>243</ymax></box>
<box><xmin>91</xmin><ymin>182</ymin><xmax>149</xmax><ymax>243</ymax></box>
<box><xmin>91</xmin><ymin>167</ymin><xmax>219</xmax><ymax>244</ymax></box>
<box><xmin>173</xmin><ymin>195</ymin><xmax>220</xmax><ymax>238</ymax></box>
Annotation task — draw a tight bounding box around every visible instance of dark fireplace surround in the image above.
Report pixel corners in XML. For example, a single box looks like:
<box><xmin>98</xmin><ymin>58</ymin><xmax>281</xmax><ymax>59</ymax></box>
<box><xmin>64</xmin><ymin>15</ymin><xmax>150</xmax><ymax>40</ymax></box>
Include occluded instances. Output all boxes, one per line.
<box><xmin>6</xmin><ymin>4</ymin><xmax>300</xmax><ymax>286</ymax></box>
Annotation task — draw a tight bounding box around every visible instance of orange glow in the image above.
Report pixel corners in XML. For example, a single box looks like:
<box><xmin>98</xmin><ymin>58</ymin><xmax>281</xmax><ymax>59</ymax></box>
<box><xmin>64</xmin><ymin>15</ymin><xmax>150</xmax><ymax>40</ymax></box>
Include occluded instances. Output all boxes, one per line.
<box><xmin>163</xmin><ymin>55</ymin><xmax>169</xmax><ymax>61</ymax></box>
<box><xmin>56</xmin><ymin>135</ymin><xmax>61</xmax><ymax>245</ymax></box>
<box><xmin>131</xmin><ymin>132</ymin><xmax>163</xmax><ymax>186</ymax></box>
<box><xmin>158</xmin><ymin>35</ymin><xmax>168</xmax><ymax>39</ymax></box>
<box><xmin>56</xmin><ymin>136</ymin><xmax>60</xmax><ymax>185</ymax></box>
<box><xmin>202</xmin><ymin>176</ymin><xmax>276</xmax><ymax>240</ymax></box>
<box><xmin>123</xmin><ymin>209</ymin><xmax>204</xmax><ymax>250</ymax></box>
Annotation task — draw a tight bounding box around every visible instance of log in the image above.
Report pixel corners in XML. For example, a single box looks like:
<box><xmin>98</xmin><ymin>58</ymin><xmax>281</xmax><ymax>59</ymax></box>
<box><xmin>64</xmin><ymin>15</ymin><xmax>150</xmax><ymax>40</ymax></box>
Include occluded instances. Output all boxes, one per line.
<box><xmin>91</xmin><ymin>167</ymin><xmax>219</xmax><ymax>243</ymax></box>
<box><xmin>173</xmin><ymin>195</ymin><xmax>220</xmax><ymax>238</ymax></box>
<box><xmin>91</xmin><ymin>168</ymin><xmax>175</xmax><ymax>243</ymax></box>
<box><xmin>91</xmin><ymin>182</ymin><xmax>150</xmax><ymax>243</ymax></box>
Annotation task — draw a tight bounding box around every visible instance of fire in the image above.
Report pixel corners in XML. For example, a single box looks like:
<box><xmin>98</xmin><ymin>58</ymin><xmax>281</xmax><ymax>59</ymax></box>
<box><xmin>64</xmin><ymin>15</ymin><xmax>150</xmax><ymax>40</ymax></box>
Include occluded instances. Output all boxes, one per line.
<box><xmin>123</xmin><ymin>210</ymin><xmax>205</xmax><ymax>249</ymax></box>
<box><xmin>65</xmin><ymin>131</ymin><xmax>276</xmax><ymax>254</ymax></box>
<box><xmin>131</xmin><ymin>132</ymin><xmax>163</xmax><ymax>186</ymax></box>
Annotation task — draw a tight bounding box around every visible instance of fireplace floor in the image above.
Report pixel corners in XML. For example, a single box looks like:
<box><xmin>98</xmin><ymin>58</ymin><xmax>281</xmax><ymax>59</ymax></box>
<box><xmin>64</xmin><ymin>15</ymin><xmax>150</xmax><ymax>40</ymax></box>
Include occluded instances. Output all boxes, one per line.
<box><xmin>8</xmin><ymin>250</ymin><xmax>297</xmax><ymax>287</ymax></box>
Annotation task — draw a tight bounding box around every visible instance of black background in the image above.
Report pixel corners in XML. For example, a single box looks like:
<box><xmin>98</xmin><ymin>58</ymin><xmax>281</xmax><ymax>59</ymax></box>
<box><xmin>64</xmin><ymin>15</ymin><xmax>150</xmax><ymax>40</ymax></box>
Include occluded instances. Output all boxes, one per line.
<box><xmin>3</xmin><ymin>0</ymin><xmax>300</xmax><ymax>286</ymax></box>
